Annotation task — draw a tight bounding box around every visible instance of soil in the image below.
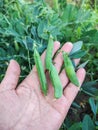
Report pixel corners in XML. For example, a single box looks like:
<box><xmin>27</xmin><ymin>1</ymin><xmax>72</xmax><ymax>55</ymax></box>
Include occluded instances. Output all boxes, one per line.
<box><xmin>67</xmin><ymin>92</ymin><xmax>92</xmax><ymax>122</ymax></box>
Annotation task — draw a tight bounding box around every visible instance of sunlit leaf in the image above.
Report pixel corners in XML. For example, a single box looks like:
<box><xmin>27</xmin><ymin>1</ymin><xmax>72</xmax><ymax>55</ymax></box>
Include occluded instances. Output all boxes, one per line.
<box><xmin>70</xmin><ymin>41</ymin><xmax>83</xmax><ymax>55</ymax></box>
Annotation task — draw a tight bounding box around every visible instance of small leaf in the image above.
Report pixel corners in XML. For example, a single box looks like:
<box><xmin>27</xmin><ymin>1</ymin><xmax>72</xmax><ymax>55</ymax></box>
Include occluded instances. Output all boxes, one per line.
<box><xmin>72</xmin><ymin>102</ymin><xmax>81</xmax><ymax>109</ymax></box>
<box><xmin>70</xmin><ymin>41</ymin><xmax>83</xmax><ymax>55</ymax></box>
<box><xmin>89</xmin><ymin>97</ymin><xmax>97</xmax><ymax>116</ymax></box>
<box><xmin>0</xmin><ymin>48</ymin><xmax>6</xmax><ymax>57</ymax></box>
<box><xmin>95</xmin><ymin>121</ymin><xmax>98</xmax><ymax>126</ymax></box>
<box><xmin>69</xmin><ymin>122</ymin><xmax>82</xmax><ymax>130</ymax></box>
<box><xmin>77</xmin><ymin>60</ymin><xmax>89</xmax><ymax>69</ymax></box>
<box><xmin>82</xmin><ymin>115</ymin><xmax>95</xmax><ymax>130</ymax></box>
<box><xmin>31</xmin><ymin>26</ymin><xmax>37</xmax><ymax>39</ymax></box>
<box><xmin>70</xmin><ymin>50</ymin><xmax>86</xmax><ymax>59</ymax></box>
<box><xmin>23</xmin><ymin>36</ymin><xmax>34</xmax><ymax>51</ymax></box>
<box><xmin>37</xmin><ymin>20</ymin><xmax>49</xmax><ymax>40</ymax></box>
<box><xmin>5</xmin><ymin>28</ymin><xmax>19</xmax><ymax>37</ymax></box>
<box><xmin>82</xmin><ymin>81</ymin><xmax>98</xmax><ymax>96</ymax></box>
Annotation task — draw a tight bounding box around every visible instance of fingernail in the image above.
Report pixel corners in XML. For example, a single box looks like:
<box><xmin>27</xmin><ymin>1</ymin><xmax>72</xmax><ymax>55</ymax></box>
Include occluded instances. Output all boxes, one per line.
<box><xmin>66</xmin><ymin>42</ymin><xmax>73</xmax><ymax>46</ymax></box>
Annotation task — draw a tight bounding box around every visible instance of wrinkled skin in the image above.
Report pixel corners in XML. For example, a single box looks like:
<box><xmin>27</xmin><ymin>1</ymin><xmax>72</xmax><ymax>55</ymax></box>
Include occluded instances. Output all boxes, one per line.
<box><xmin>0</xmin><ymin>42</ymin><xmax>86</xmax><ymax>130</ymax></box>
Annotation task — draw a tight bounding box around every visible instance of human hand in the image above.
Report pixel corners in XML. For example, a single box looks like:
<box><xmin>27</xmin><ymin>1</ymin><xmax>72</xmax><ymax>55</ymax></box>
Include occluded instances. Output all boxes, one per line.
<box><xmin>0</xmin><ymin>42</ymin><xmax>86</xmax><ymax>130</ymax></box>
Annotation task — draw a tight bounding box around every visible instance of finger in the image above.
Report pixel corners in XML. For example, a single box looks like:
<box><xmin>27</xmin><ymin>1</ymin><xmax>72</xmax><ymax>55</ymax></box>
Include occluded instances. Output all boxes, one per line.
<box><xmin>74</xmin><ymin>59</ymin><xmax>80</xmax><ymax>66</ymax></box>
<box><xmin>63</xmin><ymin>68</ymin><xmax>86</xmax><ymax>106</ymax></box>
<box><xmin>1</xmin><ymin>60</ymin><xmax>20</xmax><ymax>91</ymax></box>
<box><xmin>60</xmin><ymin>58</ymin><xmax>80</xmax><ymax>88</ymax></box>
<box><xmin>53</xmin><ymin>42</ymin><xmax>73</xmax><ymax>73</ymax></box>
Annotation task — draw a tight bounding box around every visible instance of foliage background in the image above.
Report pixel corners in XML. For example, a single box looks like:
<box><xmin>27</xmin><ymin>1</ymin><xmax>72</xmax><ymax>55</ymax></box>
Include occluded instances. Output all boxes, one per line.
<box><xmin>0</xmin><ymin>0</ymin><xmax>98</xmax><ymax>129</ymax></box>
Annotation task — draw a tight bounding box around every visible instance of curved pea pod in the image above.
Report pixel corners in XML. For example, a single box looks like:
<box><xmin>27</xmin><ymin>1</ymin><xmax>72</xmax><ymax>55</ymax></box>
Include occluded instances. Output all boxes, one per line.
<box><xmin>63</xmin><ymin>52</ymin><xmax>80</xmax><ymax>87</ymax></box>
<box><xmin>50</xmin><ymin>64</ymin><xmax>63</xmax><ymax>99</ymax></box>
<box><xmin>34</xmin><ymin>48</ymin><xmax>48</xmax><ymax>95</ymax></box>
<box><xmin>45</xmin><ymin>35</ymin><xmax>54</xmax><ymax>70</ymax></box>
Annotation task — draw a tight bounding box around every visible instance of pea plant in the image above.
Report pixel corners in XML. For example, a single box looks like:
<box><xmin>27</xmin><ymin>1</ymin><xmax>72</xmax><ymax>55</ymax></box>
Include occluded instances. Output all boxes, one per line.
<box><xmin>0</xmin><ymin>0</ymin><xmax>98</xmax><ymax>129</ymax></box>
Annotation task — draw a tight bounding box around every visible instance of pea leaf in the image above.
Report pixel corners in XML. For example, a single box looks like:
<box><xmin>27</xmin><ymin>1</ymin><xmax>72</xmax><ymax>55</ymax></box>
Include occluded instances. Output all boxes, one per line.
<box><xmin>82</xmin><ymin>115</ymin><xmax>95</xmax><ymax>130</ymax></box>
<box><xmin>37</xmin><ymin>20</ymin><xmax>49</xmax><ymax>40</ymax></box>
<box><xmin>81</xmin><ymin>81</ymin><xmax>98</xmax><ymax>96</ymax></box>
<box><xmin>77</xmin><ymin>60</ymin><xmax>89</xmax><ymax>69</ymax></box>
<box><xmin>72</xmin><ymin>102</ymin><xmax>81</xmax><ymax>109</ymax></box>
<box><xmin>31</xmin><ymin>26</ymin><xmax>37</xmax><ymax>39</ymax></box>
<box><xmin>89</xmin><ymin>97</ymin><xmax>97</xmax><ymax>116</ymax></box>
<box><xmin>95</xmin><ymin>121</ymin><xmax>98</xmax><ymax>126</ymax></box>
<box><xmin>0</xmin><ymin>48</ymin><xmax>6</xmax><ymax>57</ymax></box>
<box><xmin>70</xmin><ymin>41</ymin><xmax>83</xmax><ymax>55</ymax></box>
<box><xmin>68</xmin><ymin>122</ymin><xmax>82</xmax><ymax>130</ymax></box>
<box><xmin>23</xmin><ymin>36</ymin><xmax>34</xmax><ymax>51</ymax></box>
<box><xmin>70</xmin><ymin>50</ymin><xmax>86</xmax><ymax>59</ymax></box>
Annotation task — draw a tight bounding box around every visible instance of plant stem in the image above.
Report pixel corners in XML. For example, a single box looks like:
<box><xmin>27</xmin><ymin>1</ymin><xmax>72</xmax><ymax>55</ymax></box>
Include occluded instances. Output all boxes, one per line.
<box><xmin>95</xmin><ymin>0</ymin><xmax>97</xmax><ymax>11</ymax></box>
<box><xmin>27</xmin><ymin>49</ymin><xmax>32</xmax><ymax>71</ymax></box>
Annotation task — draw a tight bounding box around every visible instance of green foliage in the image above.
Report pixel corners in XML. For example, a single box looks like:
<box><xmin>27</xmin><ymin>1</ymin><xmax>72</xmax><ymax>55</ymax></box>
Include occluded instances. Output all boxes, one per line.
<box><xmin>89</xmin><ymin>97</ymin><xmax>97</xmax><ymax>116</ymax></box>
<box><xmin>68</xmin><ymin>122</ymin><xmax>82</xmax><ymax>130</ymax></box>
<box><xmin>0</xmin><ymin>0</ymin><xmax>98</xmax><ymax>129</ymax></box>
<box><xmin>82</xmin><ymin>115</ymin><xmax>95</xmax><ymax>130</ymax></box>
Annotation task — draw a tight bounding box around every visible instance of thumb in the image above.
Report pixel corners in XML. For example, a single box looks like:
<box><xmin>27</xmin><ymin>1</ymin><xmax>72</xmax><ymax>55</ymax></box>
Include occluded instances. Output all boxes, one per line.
<box><xmin>0</xmin><ymin>60</ymin><xmax>20</xmax><ymax>92</ymax></box>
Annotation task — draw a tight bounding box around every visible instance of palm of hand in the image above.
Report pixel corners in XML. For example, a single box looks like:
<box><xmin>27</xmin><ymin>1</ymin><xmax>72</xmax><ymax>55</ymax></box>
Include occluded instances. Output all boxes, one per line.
<box><xmin>0</xmin><ymin>42</ymin><xmax>85</xmax><ymax>130</ymax></box>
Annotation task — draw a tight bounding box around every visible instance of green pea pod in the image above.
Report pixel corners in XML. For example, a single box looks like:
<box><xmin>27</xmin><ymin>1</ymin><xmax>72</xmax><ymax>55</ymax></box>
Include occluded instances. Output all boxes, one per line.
<box><xmin>34</xmin><ymin>48</ymin><xmax>48</xmax><ymax>95</ymax></box>
<box><xmin>50</xmin><ymin>64</ymin><xmax>63</xmax><ymax>99</ymax></box>
<box><xmin>14</xmin><ymin>41</ymin><xmax>19</xmax><ymax>52</ymax></box>
<box><xmin>45</xmin><ymin>35</ymin><xmax>54</xmax><ymax>70</ymax></box>
<box><xmin>63</xmin><ymin>52</ymin><xmax>80</xmax><ymax>87</ymax></box>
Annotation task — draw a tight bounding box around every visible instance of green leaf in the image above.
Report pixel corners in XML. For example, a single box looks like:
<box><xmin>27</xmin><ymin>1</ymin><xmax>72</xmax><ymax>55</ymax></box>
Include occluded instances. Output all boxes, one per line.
<box><xmin>81</xmin><ymin>81</ymin><xmax>98</xmax><ymax>96</ymax></box>
<box><xmin>77</xmin><ymin>60</ymin><xmax>89</xmax><ymax>69</ymax></box>
<box><xmin>72</xmin><ymin>102</ymin><xmax>81</xmax><ymax>109</ymax></box>
<box><xmin>95</xmin><ymin>121</ymin><xmax>98</xmax><ymax>126</ymax></box>
<box><xmin>23</xmin><ymin>36</ymin><xmax>34</xmax><ymax>51</ymax></box>
<box><xmin>70</xmin><ymin>41</ymin><xmax>83</xmax><ymax>55</ymax></box>
<box><xmin>82</xmin><ymin>115</ymin><xmax>95</xmax><ymax>130</ymax></box>
<box><xmin>76</xmin><ymin>9</ymin><xmax>91</xmax><ymax>22</ymax></box>
<box><xmin>5</xmin><ymin>27</ymin><xmax>19</xmax><ymax>37</ymax></box>
<box><xmin>61</xmin><ymin>4</ymin><xmax>77</xmax><ymax>23</ymax></box>
<box><xmin>89</xmin><ymin>97</ymin><xmax>97</xmax><ymax>116</ymax></box>
<box><xmin>70</xmin><ymin>50</ymin><xmax>86</xmax><ymax>59</ymax></box>
<box><xmin>0</xmin><ymin>0</ymin><xmax>3</xmax><ymax>8</ymax></box>
<box><xmin>31</xmin><ymin>26</ymin><xmax>37</xmax><ymax>39</ymax></box>
<box><xmin>0</xmin><ymin>48</ymin><xmax>6</xmax><ymax>57</ymax></box>
<box><xmin>15</xmin><ymin>20</ymin><xmax>25</xmax><ymax>35</ymax></box>
<box><xmin>68</xmin><ymin>122</ymin><xmax>82</xmax><ymax>130</ymax></box>
<box><xmin>37</xmin><ymin>20</ymin><xmax>49</xmax><ymax>40</ymax></box>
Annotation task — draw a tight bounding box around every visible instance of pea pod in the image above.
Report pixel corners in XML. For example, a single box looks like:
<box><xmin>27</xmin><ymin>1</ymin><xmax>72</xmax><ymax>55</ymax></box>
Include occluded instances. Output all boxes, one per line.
<box><xmin>63</xmin><ymin>52</ymin><xmax>80</xmax><ymax>87</ymax></box>
<box><xmin>50</xmin><ymin>64</ymin><xmax>63</xmax><ymax>99</ymax></box>
<box><xmin>14</xmin><ymin>41</ymin><xmax>19</xmax><ymax>52</ymax></box>
<box><xmin>45</xmin><ymin>35</ymin><xmax>54</xmax><ymax>70</ymax></box>
<box><xmin>34</xmin><ymin>48</ymin><xmax>48</xmax><ymax>95</ymax></box>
